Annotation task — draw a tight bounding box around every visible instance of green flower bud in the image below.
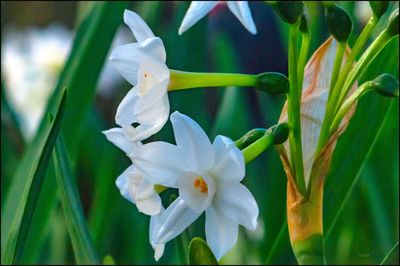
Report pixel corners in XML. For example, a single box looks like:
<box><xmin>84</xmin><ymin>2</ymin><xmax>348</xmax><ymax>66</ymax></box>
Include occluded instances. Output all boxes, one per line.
<box><xmin>266</xmin><ymin>122</ymin><xmax>291</xmax><ymax>145</ymax></box>
<box><xmin>271</xmin><ymin>1</ymin><xmax>304</xmax><ymax>24</ymax></box>
<box><xmin>370</xmin><ymin>74</ymin><xmax>399</xmax><ymax>98</ymax></box>
<box><xmin>256</xmin><ymin>72</ymin><xmax>289</xmax><ymax>95</ymax></box>
<box><xmin>369</xmin><ymin>1</ymin><xmax>389</xmax><ymax>19</ymax></box>
<box><xmin>324</xmin><ymin>3</ymin><xmax>353</xmax><ymax>42</ymax></box>
<box><xmin>299</xmin><ymin>5</ymin><xmax>311</xmax><ymax>33</ymax></box>
<box><xmin>188</xmin><ymin>237</ymin><xmax>218</xmax><ymax>265</ymax></box>
<box><xmin>386</xmin><ymin>8</ymin><xmax>399</xmax><ymax>37</ymax></box>
<box><xmin>235</xmin><ymin>128</ymin><xmax>266</xmax><ymax>150</ymax></box>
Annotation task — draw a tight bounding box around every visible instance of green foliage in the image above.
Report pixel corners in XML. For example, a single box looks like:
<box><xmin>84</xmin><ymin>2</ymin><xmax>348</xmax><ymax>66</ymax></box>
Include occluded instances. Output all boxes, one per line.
<box><xmin>188</xmin><ymin>237</ymin><xmax>218</xmax><ymax>265</ymax></box>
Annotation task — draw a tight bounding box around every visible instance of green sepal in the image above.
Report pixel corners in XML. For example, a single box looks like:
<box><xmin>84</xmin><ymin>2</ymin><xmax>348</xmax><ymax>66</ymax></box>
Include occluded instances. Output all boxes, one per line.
<box><xmin>188</xmin><ymin>237</ymin><xmax>218</xmax><ymax>265</ymax></box>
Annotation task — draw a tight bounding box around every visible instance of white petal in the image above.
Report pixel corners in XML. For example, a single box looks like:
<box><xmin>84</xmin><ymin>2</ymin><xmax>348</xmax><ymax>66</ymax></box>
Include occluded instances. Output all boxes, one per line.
<box><xmin>211</xmin><ymin>135</ymin><xmax>245</xmax><ymax>182</ymax></box>
<box><xmin>138</xmin><ymin>37</ymin><xmax>167</xmax><ymax>64</ymax></box>
<box><xmin>214</xmin><ymin>180</ymin><xmax>259</xmax><ymax>231</ymax></box>
<box><xmin>177</xmin><ymin>172</ymin><xmax>216</xmax><ymax>213</ymax></box>
<box><xmin>130</xmin><ymin>141</ymin><xmax>187</xmax><ymax>187</ymax></box>
<box><xmin>124</xmin><ymin>10</ymin><xmax>155</xmax><ymax>43</ymax></box>
<box><xmin>150</xmin><ymin>213</ymin><xmax>166</xmax><ymax>261</ymax></box>
<box><xmin>151</xmin><ymin>197</ymin><xmax>201</xmax><ymax>245</ymax></box>
<box><xmin>102</xmin><ymin>127</ymin><xmax>138</xmax><ymax>154</ymax></box>
<box><xmin>115</xmin><ymin>165</ymin><xmax>162</xmax><ymax>215</ymax></box>
<box><xmin>170</xmin><ymin>111</ymin><xmax>214</xmax><ymax>172</ymax></box>
<box><xmin>109</xmin><ymin>43</ymin><xmax>140</xmax><ymax>86</ymax></box>
<box><xmin>227</xmin><ymin>1</ymin><xmax>257</xmax><ymax>35</ymax></box>
<box><xmin>115</xmin><ymin>87</ymin><xmax>140</xmax><ymax>126</ymax></box>
<box><xmin>115</xmin><ymin>165</ymin><xmax>138</xmax><ymax>203</ymax></box>
<box><xmin>178</xmin><ymin>1</ymin><xmax>219</xmax><ymax>35</ymax></box>
<box><xmin>205</xmin><ymin>204</ymin><xmax>238</xmax><ymax>260</ymax></box>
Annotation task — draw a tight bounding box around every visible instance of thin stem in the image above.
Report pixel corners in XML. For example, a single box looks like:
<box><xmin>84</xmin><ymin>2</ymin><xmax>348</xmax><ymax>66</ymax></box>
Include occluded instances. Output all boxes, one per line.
<box><xmin>287</xmin><ymin>20</ymin><xmax>306</xmax><ymax>196</ymax></box>
<box><xmin>298</xmin><ymin>32</ymin><xmax>311</xmax><ymax>90</ymax></box>
<box><xmin>316</xmin><ymin>41</ymin><xmax>346</xmax><ymax>155</ymax></box>
<box><xmin>242</xmin><ymin>134</ymin><xmax>274</xmax><ymax>164</ymax></box>
<box><xmin>335</xmin><ymin>30</ymin><xmax>392</xmax><ymax>112</ymax></box>
<box><xmin>379</xmin><ymin>241</ymin><xmax>399</xmax><ymax>265</ymax></box>
<box><xmin>168</xmin><ymin>70</ymin><xmax>258</xmax><ymax>91</ymax></box>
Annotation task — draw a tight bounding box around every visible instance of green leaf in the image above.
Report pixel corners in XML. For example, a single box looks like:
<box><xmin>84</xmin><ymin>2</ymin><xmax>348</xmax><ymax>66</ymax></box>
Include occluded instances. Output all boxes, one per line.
<box><xmin>188</xmin><ymin>237</ymin><xmax>218</xmax><ymax>265</ymax></box>
<box><xmin>103</xmin><ymin>255</ymin><xmax>116</xmax><ymax>265</ymax></box>
<box><xmin>1</xmin><ymin>88</ymin><xmax>67</xmax><ymax>264</ymax></box>
<box><xmin>53</xmin><ymin>133</ymin><xmax>100</xmax><ymax>264</ymax></box>
<box><xmin>13</xmin><ymin>2</ymin><xmax>130</xmax><ymax>263</ymax></box>
<box><xmin>379</xmin><ymin>241</ymin><xmax>399</xmax><ymax>265</ymax></box>
<box><xmin>324</xmin><ymin>37</ymin><xmax>399</xmax><ymax>262</ymax></box>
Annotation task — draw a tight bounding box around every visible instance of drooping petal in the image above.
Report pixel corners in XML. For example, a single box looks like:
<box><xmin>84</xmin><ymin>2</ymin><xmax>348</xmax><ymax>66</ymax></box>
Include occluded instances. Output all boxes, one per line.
<box><xmin>177</xmin><ymin>172</ymin><xmax>216</xmax><ymax>213</ymax></box>
<box><xmin>213</xmin><ymin>180</ymin><xmax>259</xmax><ymax>231</ymax></box>
<box><xmin>115</xmin><ymin>165</ymin><xmax>162</xmax><ymax>215</ymax></box>
<box><xmin>205</xmin><ymin>204</ymin><xmax>239</xmax><ymax>260</ymax></box>
<box><xmin>170</xmin><ymin>111</ymin><xmax>215</xmax><ymax>172</ymax></box>
<box><xmin>278</xmin><ymin>36</ymin><xmax>357</xmax><ymax>188</ymax></box>
<box><xmin>115</xmin><ymin>87</ymin><xmax>140</xmax><ymax>126</ymax></box>
<box><xmin>124</xmin><ymin>9</ymin><xmax>155</xmax><ymax>43</ymax></box>
<box><xmin>150</xmin><ymin>212</ymin><xmax>166</xmax><ymax>261</ymax></box>
<box><xmin>102</xmin><ymin>127</ymin><xmax>138</xmax><ymax>154</ymax></box>
<box><xmin>130</xmin><ymin>141</ymin><xmax>188</xmax><ymax>187</ymax></box>
<box><xmin>109</xmin><ymin>43</ymin><xmax>140</xmax><ymax>86</ymax></box>
<box><xmin>211</xmin><ymin>135</ymin><xmax>245</xmax><ymax>182</ymax></box>
<box><xmin>178</xmin><ymin>1</ymin><xmax>219</xmax><ymax>35</ymax></box>
<box><xmin>151</xmin><ymin>197</ymin><xmax>201</xmax><ymax>245</ymax></box>
<box><xmin>227</xmin><ymin>1</ymin><xmax>257</xmax><ymax>35</ymax></box>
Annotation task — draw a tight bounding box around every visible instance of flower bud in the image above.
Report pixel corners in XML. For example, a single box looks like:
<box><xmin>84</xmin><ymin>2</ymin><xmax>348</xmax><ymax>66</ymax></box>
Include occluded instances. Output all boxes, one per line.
<box><xmin>370</xmin><ymin>74</ymin><xmax>399</xmax><ymax>98</ymax></box>
<box><xmin>369</xmin><ymin>1</ymin><xmax>389</xmax><ymax>19</ymax></box>
<box><xmin>270</xmin><ymin>1</ymin><xmax>304</xmax><ymax>24</ymax></box>
<box><xmin>386</xmin><ymin>8</ymin><xmax>399</xmax><ymax>37</ymax></box>
<box><xmin>235</xmin><ymin>128</ymin><xmax>266</xmax><ymax>150</ymax></box>
<box><xmin>256</xmin><ymin>72</ymin><xmax>289</xmax><ymax>95</ymax></box>
<box><xmin>324</xmin><ymin>3</ymin><xmax>353</xmax><ymax>42</ymax></box>
<box><xmin>266</xmin><ymin>122</ymin><xmax>291</xmax><ymax>145</ymax></box>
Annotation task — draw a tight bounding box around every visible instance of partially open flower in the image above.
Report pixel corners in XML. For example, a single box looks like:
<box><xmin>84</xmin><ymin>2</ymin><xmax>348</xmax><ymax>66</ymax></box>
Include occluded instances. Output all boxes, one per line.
<box><xmin>131</xmin><ymin>111</ymin><xmax>259</xmax><ymax>260</ymax></box>
<box><xmin>109</xmin><ymin>10</ymin><xmax>170</xmax><ymax>142</ymax></box>
<box><xmin>179</xmin><ymin>1</ymin><xmax>257</xmax><ymax>35</ymax></box>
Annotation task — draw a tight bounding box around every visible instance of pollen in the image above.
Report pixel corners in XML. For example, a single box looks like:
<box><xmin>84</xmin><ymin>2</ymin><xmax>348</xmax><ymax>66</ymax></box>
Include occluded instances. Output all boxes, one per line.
<box><xmin>193</xmin><ymin>176</ymin><xmax>208</xmax><ymax>193</ymax></box>
<box><xmin>144</xmin><ymin>72</ymin><xmax>148</xmax><ymax>78</ymax></box>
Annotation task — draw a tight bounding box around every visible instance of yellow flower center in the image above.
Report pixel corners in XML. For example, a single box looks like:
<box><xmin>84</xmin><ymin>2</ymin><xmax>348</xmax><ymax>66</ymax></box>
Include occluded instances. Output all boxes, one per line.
<box><xmin>193</xmin><ymin>176</ymin><xmax>208</xmax><ymax>194</ymax></box>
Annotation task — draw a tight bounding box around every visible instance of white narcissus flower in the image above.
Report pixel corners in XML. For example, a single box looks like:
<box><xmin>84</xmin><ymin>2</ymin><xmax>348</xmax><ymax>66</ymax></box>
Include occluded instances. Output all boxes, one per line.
<box><xmin>179</xmin><ymin>1</ymin><xmax>257</xmax><ymax>35</ymax></box>
<box><xmin>131</xmin><ymin>111</ymin><xmax>259</xmax><ymax>261</ymax></box>
<box><xmin>102</xmin><ymin>127</ymin><xmax>162</xmax><ymax>216</ymax></box>
<box><xmin>109</xmin><ymin>10</ymin><xmax>170</xmax><ymax>142</ymax></box>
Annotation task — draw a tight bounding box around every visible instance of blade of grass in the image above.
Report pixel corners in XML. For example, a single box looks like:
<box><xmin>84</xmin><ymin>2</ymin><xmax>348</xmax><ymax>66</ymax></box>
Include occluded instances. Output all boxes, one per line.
<box><xmin>14</xmin><ymin>3</ymin><xmax>130</xmax><ymax>263</ymax></box>
<box><xmin>379</xmin><ymin>241</ymin><xmax>399</xmax><ymax>265</ymax></box>
<box><xmin>53</xmin><ymin>133</ymin><xmax>100</xmax><ymax>264</ymax></box>
<box><xmin>1</xmin><ymin>88</ymin><xmax>67</xmax><ymax>264</ymax></box>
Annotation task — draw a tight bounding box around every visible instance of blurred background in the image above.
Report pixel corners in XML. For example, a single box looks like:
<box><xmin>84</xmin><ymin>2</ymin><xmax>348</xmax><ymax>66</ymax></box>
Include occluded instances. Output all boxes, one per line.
<box><xmin>1</xmin><ymin>1</ymin><xmax>399</xmax><ymax>264</ymax></box>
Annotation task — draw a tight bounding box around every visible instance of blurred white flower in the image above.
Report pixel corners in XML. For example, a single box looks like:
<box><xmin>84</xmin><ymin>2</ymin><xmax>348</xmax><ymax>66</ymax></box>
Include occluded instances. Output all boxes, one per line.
<box><xmin>131</xmin><ymin>111</ymin><xmax>259</xmax><ymax>261</ymax></box>
<box><xmin>109</xmin><ymin>10</ymin><xmax>170</xmax><ymax>142</ymax></box>
<box><xmin>179</xmin><ymin>1</ymin><xmax>257</xmax><ymax>35</ymax></box>
<box><xmin>1</xmin><ymin>24</ymin><xmax>72</xmax><ymax>140</ymax></box>
<box><xmin>102</xmin><ymin>127</ymin><xmax>162</xmax><ymax>216</ymax></box>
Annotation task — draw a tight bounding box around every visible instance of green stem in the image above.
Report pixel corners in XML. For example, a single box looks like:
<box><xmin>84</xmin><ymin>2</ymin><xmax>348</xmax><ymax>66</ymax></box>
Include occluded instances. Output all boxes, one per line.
<box><xmin>297</xmin><ymin>32</ymin><xmax>311</xmax><ymax>90</ymax></box>
<box><xmin>315</xmin><ymin>16</ymin><xmax>378</xmax><ymax>157</ymax></box>
<box><xmin>292</xmin><ymin>234</ymin><xmax>326</xmax><ymax>265</ymax></box>
<box><xmin>316</xmin><ymin>41</ymin><xmax>346</xmax><ymax>155</ymax></box>
<box><xmin>287</xmin><ymin>20</ymin><xmax>306</xmax><ymax>196</ymax></box>
<box><xmin>329</xmin><ymin>82</ymin><xmax>372</xmax><ymax>135</ymax></box>
<box><xmin>242</xmin><ymin>134</ymin><xmax>274</xmax><ymax>164</ymax></box>
<box><xmin>335</xmin><ymin>30</ymin><xmax>392</xmax><ymax>112</ymax></box>
<box><xmin>168</xmin><ymin>70</ymin><xmax>258</xmax><ymax>91</ymax></box>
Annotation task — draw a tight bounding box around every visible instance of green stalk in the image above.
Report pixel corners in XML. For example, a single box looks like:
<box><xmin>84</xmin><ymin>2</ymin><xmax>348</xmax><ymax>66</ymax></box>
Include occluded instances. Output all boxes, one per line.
<box><xmin>316</xmin><ymin>15</ymin><xmax>378</xmax><ymax>157</ymax></box>
<box><xmin>242</xmin><ymin>134</ymin><xmax>274</xmax><ymax>164</ymax></box>
<box><xmin>315</xmin><ymin>41</ymin><xmax>346</xmax><ymax>155</ymax></box>
<box><xmin>335</xmin><ymin>30</ymin><xmax>392</xmax><ymax>112</ymax></box>
<box><xmin>297</xmin><ymin>32</ymin><xmax>311</xmax><ymax>90</ymax></box>
<box><xmin>168</xmin><ymin>70</ymin><xmax>258</xmax><ymax>91</ymax></box>
<box><xmin>292</xmin><ymin>234</ymin><xmax>325</xmax><ymax>265</ymax></box>
<box><xmin>287</xmin><ymin>20</ymin><xmax>306</xmax><ymax>196</ymax></box>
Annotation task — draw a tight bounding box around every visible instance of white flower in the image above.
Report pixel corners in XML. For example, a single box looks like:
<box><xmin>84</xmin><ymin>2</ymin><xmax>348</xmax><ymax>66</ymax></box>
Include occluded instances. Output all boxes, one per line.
<box><xmin>102</xmin><ymin>127</ymin><xmax>162</xmax><ymax>216</ymax></box>
<box><xmin>178</xmin><ymin>1</ymin><xmax>257</xmax><ymax>35</ymax></box>
<box><xmin>109</xmin><ymin>10</ymin><xmax>170</xmax><ymax>142</ymax></box>
<box><xmin>131</xmin><ymin>111</ymin><xmax>259</xmax><ymax>260</ymax></box>
<box><xmin>1</xmin><ymin>24</ymin><xmax>72</xmax><ymax>139</ymax></box>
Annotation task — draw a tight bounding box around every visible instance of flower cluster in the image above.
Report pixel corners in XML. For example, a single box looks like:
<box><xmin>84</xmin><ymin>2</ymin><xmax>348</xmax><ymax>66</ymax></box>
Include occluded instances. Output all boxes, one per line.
<box><xmin>103</xmin><ymin>9</ymin><xmax>259</xmax><ymax>261</ymax></box>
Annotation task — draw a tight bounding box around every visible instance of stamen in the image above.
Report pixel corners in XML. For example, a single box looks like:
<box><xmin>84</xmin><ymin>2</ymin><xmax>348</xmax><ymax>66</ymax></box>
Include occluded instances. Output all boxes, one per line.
<box><xmin>193</xmin><ymin>176</ymin><xmax>208</xmax><ymax>193</ymax></box>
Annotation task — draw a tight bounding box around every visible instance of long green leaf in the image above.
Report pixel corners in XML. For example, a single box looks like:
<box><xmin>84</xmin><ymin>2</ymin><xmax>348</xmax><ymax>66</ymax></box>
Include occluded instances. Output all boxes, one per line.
<box><xmin>1</xmin><ymin>88</ymin><xmax>67</xmax><ymax>264</ymax></box>
<box><xmin>53</xmin><ymin>134</ymin><xmax>100</xmax><ymax>264</ymax></box>
<box><xmin>14</xmin><ymin>3</ymin><xmax>130</xmax><ymax>263</ymax></box>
